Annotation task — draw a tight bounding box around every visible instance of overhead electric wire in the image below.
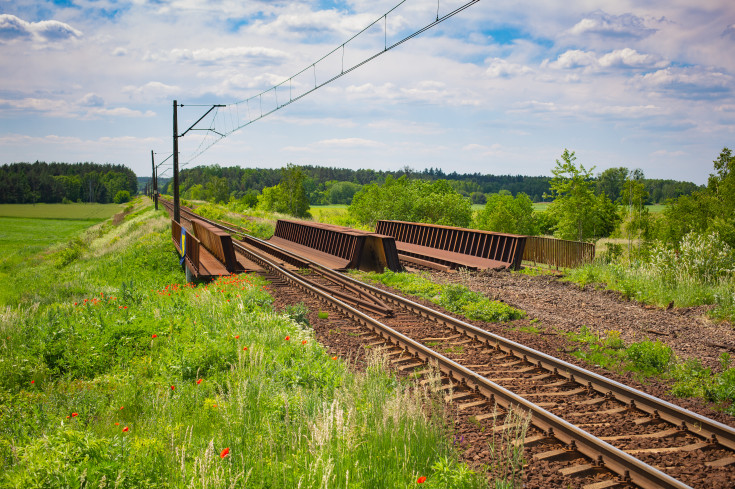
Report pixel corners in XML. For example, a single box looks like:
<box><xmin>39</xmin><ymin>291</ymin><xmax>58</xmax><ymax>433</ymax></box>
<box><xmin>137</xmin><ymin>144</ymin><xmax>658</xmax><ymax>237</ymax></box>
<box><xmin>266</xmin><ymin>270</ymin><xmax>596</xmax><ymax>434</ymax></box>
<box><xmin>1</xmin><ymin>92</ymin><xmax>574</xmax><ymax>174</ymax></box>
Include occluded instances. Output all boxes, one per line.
<box><xmin>178</xmin><ymin>0</ymin><xmax>480</xmax><ymax>166</ymax></box>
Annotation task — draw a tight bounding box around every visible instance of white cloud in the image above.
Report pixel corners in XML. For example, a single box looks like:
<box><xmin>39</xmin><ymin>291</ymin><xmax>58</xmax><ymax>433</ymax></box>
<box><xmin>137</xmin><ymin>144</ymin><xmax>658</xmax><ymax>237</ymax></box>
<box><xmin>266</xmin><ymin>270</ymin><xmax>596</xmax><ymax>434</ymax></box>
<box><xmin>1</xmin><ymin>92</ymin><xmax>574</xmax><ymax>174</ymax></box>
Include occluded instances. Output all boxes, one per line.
<box><xmin>90</xmin><ymin>107</ymin><xmax>156</xmax><ymax>117</ymax></box>
<box><xmin>166</xmin><ymin>46</ymin><xmax>289</xmax><ymax>64</ymax></box>
<box><xmin>637</xmin><ymin>67</ymin><xmax>733</xmax><ymax>99</ymax></box>
<box><xmin>598</xmin><ymin>48</ymin><xmax>667</xmax><ymax>69</ymax></box>
<box><xmin>568</xmin><ymin>11</ymin><xmax>657</xmax><ymax>39</ymax></box>
<box><xmin>485</xmin><ymin>57</ymin><xmax>533</xmax><ymax>78</ymax></box>
<box><xmin>123</xmin><ymin>81</ymin><xmax>180</xmax><ymax>101</ymax></box>
<box><xmin>0</xmin><ymin>14</ymin><xmax>82</xmax><ymax>43</ymax></box>
<box><xmin>367</xmin><ymin>119</ymin><xmax>443</xmax><ymax>135</ymax></box>
<box><xmin>316</xmin><ymin>138</ymin><xmax>383</xmax><ymax>148</ymax></box>
<box><xmin>651</xmin><ymin>149</ymin><xmax>686</xmax><ymax>157</ymax></box>
<box><xmin>546</xmin><ymin>48</ymin><xmax>668</xmax><ymax>72</ymax></box>
<box><xmin>79</xmin><ymin>93</ymin><xmax>105</xmax><ymax>107</ymax></box>
<box><xmin>547</xmin><ymin>49</ymin><xmax>598</xmax><ymax>69</ymax></box>
<box><xmin>248</xmin><ymin>7</ymin><xmax>379</xmax><ymax>40</ymax></box>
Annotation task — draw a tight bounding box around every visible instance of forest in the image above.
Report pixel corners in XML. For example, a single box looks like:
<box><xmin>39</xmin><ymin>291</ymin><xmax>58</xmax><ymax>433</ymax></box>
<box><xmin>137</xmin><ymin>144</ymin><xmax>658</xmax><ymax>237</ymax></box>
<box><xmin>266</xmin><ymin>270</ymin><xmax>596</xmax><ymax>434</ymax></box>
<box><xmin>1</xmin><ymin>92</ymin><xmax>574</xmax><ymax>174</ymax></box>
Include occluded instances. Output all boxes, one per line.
<box><xmin>163</xmin><ymin>164</ymin><xmax>700</xmax><ymax>206</ymax></box>
<box><xmin>0</xmin><ymin>162</ymin><xmax>138</xmax><ymax>204</ymax></box>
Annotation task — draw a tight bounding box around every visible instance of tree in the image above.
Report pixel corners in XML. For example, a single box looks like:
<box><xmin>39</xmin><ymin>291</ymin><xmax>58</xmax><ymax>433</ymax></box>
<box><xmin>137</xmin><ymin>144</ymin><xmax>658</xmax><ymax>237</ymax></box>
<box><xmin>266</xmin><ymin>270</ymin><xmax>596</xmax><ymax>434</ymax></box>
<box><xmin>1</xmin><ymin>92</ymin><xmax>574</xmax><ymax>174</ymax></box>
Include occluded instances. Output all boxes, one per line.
<box><xmin>661</xmin><ymin>147</ymin><xmax>735</xmax><ymax>247</ymax></box>
<box><xmin>349</xmin><ymin>176</ymin><xmax>472</xmax><ymax>228</ymax></box>
<box><xmin>206</xmin><ymin>176</ymin><xmax>230</xmax><ymax>204</ymax></box>
<box><xmin>280</xmin><ymin>164</ymin><xmax>310</xmax><ymax>218</ymax></box>
<box><xmin>620</xmin><ymin>169</ymin><xmax>651</xmax><ymax>254</ymax></box>
<box><xmin>596</xmin><ymin>167</ymin><xmax>629</xmax><ymax>202</ymax></box>
<box><xmin>113</xmin><ymin>190</ymin><xmax>131</xmax><ymax>204</ymax></box>
<box><xmin>327</xmin><ymin>181</ymin><xmax>362</xmax><ymax>205</ymax></box>
<box><xmin>545</xmin><ymin>149</ymin><xmax>618</xmax><ymax>242</ymax></box>
<box><xmin>257</xmin><ymin>164</ymin><xmax>311</xmax><ymax>218</ymax></box>
<box><xmin>474</xmin><ymin>192</ymin><xmax>538</xmax><ymax>235</ymax></box>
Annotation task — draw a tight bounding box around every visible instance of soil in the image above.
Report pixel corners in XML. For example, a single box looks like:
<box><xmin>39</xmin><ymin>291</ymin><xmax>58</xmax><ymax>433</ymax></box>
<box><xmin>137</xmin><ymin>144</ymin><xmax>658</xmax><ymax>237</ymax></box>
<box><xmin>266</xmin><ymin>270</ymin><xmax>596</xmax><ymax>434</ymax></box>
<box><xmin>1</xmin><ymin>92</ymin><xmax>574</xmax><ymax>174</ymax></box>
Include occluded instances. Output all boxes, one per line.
<box><xmin>433</xmin><ymin>268</ymin><xmax>735</xmax><ymax>371</ymax></box>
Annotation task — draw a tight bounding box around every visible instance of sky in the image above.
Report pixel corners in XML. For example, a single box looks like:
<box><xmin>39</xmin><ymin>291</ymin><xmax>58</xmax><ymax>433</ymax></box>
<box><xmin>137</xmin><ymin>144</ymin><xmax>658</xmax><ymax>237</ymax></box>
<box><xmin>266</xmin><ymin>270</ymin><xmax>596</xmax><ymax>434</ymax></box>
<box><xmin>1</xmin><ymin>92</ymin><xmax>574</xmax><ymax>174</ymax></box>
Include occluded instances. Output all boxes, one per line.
<box><xmin>1</xmin><ymin>0</ymin><xmax>734</xmax><ymax>185</ymax></box>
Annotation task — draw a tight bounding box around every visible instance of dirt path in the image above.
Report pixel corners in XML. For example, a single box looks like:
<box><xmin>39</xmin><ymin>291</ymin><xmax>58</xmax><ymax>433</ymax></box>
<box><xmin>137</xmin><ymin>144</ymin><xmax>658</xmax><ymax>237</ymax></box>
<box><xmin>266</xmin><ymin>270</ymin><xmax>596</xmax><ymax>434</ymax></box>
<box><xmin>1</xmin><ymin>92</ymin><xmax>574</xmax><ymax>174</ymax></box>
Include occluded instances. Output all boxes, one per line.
<box><xmin>434</xmin><ymin>268</ymin><xmax>735</xmax><ymax>371</ymax></box>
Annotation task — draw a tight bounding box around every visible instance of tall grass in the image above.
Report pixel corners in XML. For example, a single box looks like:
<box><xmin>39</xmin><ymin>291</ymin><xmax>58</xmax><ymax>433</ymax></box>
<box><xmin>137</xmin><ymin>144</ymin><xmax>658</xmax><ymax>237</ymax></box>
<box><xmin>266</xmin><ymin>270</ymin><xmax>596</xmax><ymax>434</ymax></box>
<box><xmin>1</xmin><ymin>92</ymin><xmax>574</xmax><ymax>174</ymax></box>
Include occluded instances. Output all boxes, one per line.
<box><xmin>567</xmin><ymin>232</ymin><xmax>735</xmax><ymax>322</ymax></box>
<box><xmin>0</xmin><ymin>201</ymin><xmax>494</xmax><ymax>488</ymax></box>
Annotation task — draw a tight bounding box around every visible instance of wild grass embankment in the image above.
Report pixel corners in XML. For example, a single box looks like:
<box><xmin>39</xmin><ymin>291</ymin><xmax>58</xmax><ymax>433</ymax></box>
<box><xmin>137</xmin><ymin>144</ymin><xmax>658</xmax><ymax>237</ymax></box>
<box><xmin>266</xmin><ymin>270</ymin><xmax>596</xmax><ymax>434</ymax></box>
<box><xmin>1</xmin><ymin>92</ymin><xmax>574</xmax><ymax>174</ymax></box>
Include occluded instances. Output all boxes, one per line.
<box><xmin>0</xmin><ymin>200</ymin><xmax>495</xmax><ymax>488</ymax></box>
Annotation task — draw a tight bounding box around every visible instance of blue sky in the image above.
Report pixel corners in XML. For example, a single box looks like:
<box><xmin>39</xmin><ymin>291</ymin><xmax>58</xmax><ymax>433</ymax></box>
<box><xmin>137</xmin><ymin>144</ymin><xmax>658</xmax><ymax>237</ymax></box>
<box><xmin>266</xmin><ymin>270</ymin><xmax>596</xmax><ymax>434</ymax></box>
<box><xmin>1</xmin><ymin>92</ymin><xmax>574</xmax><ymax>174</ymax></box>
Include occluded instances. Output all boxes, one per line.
<box><xmin>1</xmin><ymin>0</ymin><xmax>734</xmax><ymax>184</ymax></box>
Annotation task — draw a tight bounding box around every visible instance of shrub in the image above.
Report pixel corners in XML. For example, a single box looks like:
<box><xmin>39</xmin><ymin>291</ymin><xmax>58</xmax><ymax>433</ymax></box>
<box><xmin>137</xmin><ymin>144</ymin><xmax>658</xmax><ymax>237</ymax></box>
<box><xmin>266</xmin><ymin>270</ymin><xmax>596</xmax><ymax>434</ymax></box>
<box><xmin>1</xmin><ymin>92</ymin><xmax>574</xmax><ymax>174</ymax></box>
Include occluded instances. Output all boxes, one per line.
<box><xmin>648</xmin><ymin>231</ymin><xmax>735</xmax><ymax>285</ymax></box>
<box><xmin>625</xmin><ymin>340</ymin><xmax>673</xmax><ymax>376</ymax></box>
<box><xmin>114</xmin><ymin>190</ymin><xmax>131</xmax><ymax>204</ymax></box>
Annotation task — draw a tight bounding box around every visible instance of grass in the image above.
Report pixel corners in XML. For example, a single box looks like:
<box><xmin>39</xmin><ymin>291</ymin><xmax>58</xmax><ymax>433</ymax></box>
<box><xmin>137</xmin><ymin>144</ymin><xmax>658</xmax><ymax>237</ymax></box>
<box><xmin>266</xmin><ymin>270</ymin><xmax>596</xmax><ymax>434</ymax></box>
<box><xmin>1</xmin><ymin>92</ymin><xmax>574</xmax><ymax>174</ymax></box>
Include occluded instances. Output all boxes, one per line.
<box><xmin>0</xmin><ymin>217</ymin><xmax>98</xmax><ymax>269</ymax></box>
<box><xmin>565</xmin><ymin>262</ymin><xmax>735</xmax><ymax>322</ymax></box>
<box><xmin>0</xmin><ymin>200</ymin><xmax>499</xmax><ymax>488</ymax></box>
<box><xmin>564</xmin><ymin>327</ymin><xmax>735</xmax><ymax>415</ymax></box>
<box><xmin>0</xmin><ymin>203</ymin><xmax>123</xmax><ymax>220</ymax></box>
<box><xmin>353</xmin><ymin>270</ymin><xmax>525</xmax><ymax>323</ymax></box>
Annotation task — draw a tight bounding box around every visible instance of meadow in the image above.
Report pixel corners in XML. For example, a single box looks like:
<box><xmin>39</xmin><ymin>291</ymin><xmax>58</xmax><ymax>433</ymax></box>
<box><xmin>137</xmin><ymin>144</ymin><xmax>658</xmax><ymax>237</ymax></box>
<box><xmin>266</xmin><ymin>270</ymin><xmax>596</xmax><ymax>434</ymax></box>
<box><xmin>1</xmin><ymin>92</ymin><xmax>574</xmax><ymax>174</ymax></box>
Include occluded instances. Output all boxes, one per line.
<box><xmin>0</xmin><ymin>198</ymin><xmax>494</xmax><ymax>488</ymax></box>
<box><xmin>0</xmin><ymin>202</ymin><xmax>123</xmax><ymax>220</ymax></box>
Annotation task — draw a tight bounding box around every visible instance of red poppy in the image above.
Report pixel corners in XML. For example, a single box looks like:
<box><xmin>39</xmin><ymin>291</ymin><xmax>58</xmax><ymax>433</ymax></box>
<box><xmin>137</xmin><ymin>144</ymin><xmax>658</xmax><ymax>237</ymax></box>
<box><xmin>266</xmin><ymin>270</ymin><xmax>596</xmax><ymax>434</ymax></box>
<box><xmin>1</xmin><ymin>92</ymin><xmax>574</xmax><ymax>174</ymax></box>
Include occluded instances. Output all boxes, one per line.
<box><xmin>243</xmin><ymin>347</ymin><xmax>248</xmax><ymax>351</ymax></box>
<box><xmin>234</xmin><ymin>335</ymin><xmax>240</xmax><ymax>339</ymax></box>
<box><xmin>212</xmin><ymin>404</ymin><xmax>217</xmax><ymax>408</ymax></box>
<box><xmin>74</xmin><ymin>302</ymin><xmax>77</xmax><ymax>306</ymax></box>
<box><xmin>122</xmin><ymin>426</ymin><xmax>129</xmax><ymax>432</ymax></box>
<box><xmin>120</xmin><ymin>406</ymin><xmax>124</xmax><ymax>410</ymax></box>
<box><xmin>115</xmin><ymin>422</ymin><xmax>119</xmax><ymax>426</ymax></box>
<box><xmin>220</xmin><ymin>447</ymin><xmax>230</xmax><ymax>458</ymax></box>
<box><xmin>285</xmin><ymin>336</ymin><xmax>290</xmax><ymax>341</ymax></box>
<box><xmin>196</xmin><ymin>379</ymin><xmax>203</xmax><ymax>385</ymax></box>
<box><xmin>30</xmin><ymin>380</ymin><xmax>35</xmax><ymax>384</ymax></box>
<box><xmin>171</xmin><ymin>385</ymin><xmax>175</xmax><ymax>390</ymax></box>
<box><xmin>152</xmin><ymin>334</ymin><xmax>157</xmax><ymax>338</ymax></box>
<box><xmin>71</xmin><ymin>412</ymin><xmax>78</xmax><ymax>417</ymax></box>
<box><xmin>417</xmin><ymin>476</ymin><xmax>427</xmax><ymax>484</ymax></box>
<box><xmin>332</xmin><ymin>356</ymin><xmax>337</xmax><ymax>361</ymax></box>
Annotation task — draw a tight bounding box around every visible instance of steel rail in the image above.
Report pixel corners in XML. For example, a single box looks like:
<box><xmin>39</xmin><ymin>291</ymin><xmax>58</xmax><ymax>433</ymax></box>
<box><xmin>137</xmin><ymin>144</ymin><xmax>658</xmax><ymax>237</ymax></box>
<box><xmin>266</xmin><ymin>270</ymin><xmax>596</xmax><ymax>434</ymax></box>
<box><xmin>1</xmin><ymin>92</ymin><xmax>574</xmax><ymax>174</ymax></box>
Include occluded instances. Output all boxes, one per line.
<box><xmin>231</xmin><ymin>227</ymin><xmax>690</xmax><ymax>489</ymax></box>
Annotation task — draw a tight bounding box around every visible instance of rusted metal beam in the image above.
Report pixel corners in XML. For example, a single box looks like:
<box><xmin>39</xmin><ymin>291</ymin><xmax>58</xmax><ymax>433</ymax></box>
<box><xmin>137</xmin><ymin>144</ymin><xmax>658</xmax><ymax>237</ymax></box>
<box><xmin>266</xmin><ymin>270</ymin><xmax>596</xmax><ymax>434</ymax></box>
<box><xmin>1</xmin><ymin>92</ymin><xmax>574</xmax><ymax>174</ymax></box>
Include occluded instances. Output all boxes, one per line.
<box><xmin>376</xmin><ymin>220</ymin><xmax>527</xmax><ymax>271</ymax></box>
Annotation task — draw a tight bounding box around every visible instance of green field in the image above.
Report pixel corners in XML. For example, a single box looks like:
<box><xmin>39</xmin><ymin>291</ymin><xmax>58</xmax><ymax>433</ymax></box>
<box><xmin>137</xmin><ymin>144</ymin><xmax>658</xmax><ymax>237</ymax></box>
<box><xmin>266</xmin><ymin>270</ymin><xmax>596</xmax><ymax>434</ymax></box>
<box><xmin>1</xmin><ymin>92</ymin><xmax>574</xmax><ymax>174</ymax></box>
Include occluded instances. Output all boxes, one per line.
<box><xmin>0</xmin><ymin>203</ymin><xmax>123</xmax><ymax>272</ymax></box>
<box><xmin>0</xmin><ymin>203</ymin><xmax>123</xmax><ymax>220</ymax></box>
<box><xmin>0</xmin><ymin>217</ymin><xmax>97</xmax><ymax>262</ymax></box>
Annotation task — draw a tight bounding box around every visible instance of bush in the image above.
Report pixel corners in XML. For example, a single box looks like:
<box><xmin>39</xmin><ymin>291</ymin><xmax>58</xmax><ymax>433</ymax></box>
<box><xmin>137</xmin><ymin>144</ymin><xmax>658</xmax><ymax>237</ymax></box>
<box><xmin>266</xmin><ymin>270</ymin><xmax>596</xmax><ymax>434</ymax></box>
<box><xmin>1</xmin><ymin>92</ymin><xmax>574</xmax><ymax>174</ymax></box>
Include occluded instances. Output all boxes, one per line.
<box><xmin>648</xmin><ymin>231</ymin><xmax>735</xmax><ymax>285</ymax></box>
<box><xmin>114</xmin><ymin>190</ymin><xmax>131</xmax><ymax>204</ymax></box>
<box><xmin>625</xmin><ymin>340</ymin><xmax>673</xmax><ymax>376</ymax></box>
<box><xmin>349</xmin><ymin>176</ymin><xmax>472</xmax><ymax>228</ymax></box>
<box><xmin>474</xmin><ymin>192</ymin><xmax>538</xmax><ymax>235</ymax></box>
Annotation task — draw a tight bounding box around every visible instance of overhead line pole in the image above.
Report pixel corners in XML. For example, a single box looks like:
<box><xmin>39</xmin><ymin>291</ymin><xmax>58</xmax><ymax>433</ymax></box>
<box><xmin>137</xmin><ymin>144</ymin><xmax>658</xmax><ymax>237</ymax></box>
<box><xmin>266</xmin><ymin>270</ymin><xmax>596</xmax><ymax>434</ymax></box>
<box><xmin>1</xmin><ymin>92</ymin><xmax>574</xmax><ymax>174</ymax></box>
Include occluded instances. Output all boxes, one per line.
<box><xmin>151</xmin><ymin>150</ymin><xmax>158</xmax><ymax>210</ymax></box>
<box><xmin>173</xmin><ymin>100</ymin><xmax>180</xmax><ymax>223</ymax></box>
<box><xmin>171</xmin><ymin>101</ymin><xmax>225</xmax><ymax>223</ymax></box>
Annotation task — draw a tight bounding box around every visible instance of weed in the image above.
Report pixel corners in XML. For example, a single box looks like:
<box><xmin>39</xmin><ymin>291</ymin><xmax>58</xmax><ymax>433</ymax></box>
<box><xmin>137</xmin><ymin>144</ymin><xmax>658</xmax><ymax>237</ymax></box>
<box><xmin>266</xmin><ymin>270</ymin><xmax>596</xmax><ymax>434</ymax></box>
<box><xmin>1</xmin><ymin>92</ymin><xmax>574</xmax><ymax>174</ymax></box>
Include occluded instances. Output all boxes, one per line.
<box><xmin>283</xmin><ymin>302</ymin><xmax>310</xmax><ymax>327</ymax></box>
<box><xmin>625</xmin><ymin>340</ymin><xmax>673</xmax><ymax>376</ymax></box>
<box><xmin>318</xmin><ymin>310</ymin><xmax>329</xmax><ymax>319</ymax></box>
<box><xmin>357</xmin><ymin>270</ymin><xmax>525</xmax><ymax>323</ymax></box>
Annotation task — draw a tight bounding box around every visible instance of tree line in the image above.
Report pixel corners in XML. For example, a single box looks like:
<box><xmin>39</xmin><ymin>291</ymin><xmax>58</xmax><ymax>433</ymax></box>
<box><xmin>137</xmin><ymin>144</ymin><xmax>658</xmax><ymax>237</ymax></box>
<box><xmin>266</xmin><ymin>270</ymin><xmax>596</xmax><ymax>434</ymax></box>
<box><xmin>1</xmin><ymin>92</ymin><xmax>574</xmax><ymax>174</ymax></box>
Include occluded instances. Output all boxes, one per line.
<box><xmin>0</xmin><ymin>162</ymin><xmax>138</xmax><ymax>204</ymax></box>
<box><xmin>171</xmin><ymin>164</ymin><xmax>699</xmax><ymax>207</ymax></box>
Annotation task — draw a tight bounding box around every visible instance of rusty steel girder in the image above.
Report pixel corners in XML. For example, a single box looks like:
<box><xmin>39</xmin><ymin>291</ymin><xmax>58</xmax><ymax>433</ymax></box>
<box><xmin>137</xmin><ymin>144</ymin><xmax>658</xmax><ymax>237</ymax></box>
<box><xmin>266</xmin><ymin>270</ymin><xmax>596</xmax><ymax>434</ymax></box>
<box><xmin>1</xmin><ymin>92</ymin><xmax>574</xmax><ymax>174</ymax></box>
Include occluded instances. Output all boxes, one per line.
<box><xmin>375</xmin><ymin>220</ymin><xmax>527</xmax><ymax>271</ymax></box>
<box><xmin>271</xmin><ymin>219</ymin><xmax>401</xmax><ymax>272</ymax></box>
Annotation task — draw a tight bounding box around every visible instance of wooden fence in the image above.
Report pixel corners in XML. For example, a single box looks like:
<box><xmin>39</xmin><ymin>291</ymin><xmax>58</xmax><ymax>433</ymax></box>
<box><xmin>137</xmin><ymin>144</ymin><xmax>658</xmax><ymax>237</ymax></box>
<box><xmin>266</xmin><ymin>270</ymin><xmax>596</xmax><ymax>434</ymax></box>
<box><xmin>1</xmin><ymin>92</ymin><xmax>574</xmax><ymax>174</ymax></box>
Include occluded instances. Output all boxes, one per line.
<box><xmin>522</xmin><ymin>236</ymin><xmax>595</xmax><ymax>269</ymax></box>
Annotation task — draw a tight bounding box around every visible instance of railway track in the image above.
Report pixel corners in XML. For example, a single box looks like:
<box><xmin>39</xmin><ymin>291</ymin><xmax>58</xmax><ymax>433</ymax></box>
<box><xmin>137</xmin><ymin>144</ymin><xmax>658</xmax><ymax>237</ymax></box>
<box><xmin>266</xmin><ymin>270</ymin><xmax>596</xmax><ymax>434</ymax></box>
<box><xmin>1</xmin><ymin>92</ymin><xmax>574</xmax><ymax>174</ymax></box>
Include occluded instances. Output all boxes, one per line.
<box><xmin>160</xmin><ymin>198</ymin><xmax>735</xmax><ymax>488</ymax></box>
